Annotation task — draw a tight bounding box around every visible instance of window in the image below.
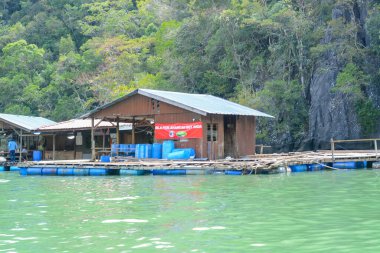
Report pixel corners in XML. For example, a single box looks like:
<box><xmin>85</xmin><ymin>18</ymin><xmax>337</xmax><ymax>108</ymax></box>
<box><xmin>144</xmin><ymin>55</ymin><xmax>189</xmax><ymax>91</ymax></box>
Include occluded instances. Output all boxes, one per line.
<box><xmin>207</xmin><ymin>124</ymin><xmax>217</xmax><ymax>141</ymax></box>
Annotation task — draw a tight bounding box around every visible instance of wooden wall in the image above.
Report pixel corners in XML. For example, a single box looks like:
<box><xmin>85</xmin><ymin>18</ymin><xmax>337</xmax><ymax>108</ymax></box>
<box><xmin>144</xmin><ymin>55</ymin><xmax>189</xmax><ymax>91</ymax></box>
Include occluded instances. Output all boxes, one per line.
<box><xmin>236</xmin><ymin>116</ymin><xmax>256</xmax><ymax>156</ymax></box>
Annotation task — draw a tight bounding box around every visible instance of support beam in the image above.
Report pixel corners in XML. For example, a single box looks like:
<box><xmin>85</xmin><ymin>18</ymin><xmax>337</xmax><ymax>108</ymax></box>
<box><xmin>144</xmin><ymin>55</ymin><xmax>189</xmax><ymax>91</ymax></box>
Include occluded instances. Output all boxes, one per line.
<box><xmin>132</xmin><ymin>117</ymin><xmax>135</xmax><ymax>144</ymax></box>
<box><xmin>19</xmin><ymin>129</ymin><xmax>23</xmax><ymax>162</ymax></box>
<box><xmin>331</xmin><ymin>138</ymin><xmax>335</xmax><ymax>162</ymax></box>
<box><xmin>91</xmin><ymin>117</ymin><xmax>95</xmax><ymax>161</ymax></box>
<box><xmin>53</xmin><ymin>134</ymin><xmax>56</xmax><ymax>160</ymax></box>
<box><xmin>116</xmin><ymin>117</ymin><xmax>120</xmax><ymax>144</ymax></box>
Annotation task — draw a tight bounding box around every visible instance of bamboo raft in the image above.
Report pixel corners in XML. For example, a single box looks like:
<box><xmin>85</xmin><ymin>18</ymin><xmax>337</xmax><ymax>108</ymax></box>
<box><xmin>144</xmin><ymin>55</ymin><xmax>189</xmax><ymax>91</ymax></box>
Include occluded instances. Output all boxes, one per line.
<box><xmin>15</xmin><ymin>150</ymin><xmax>380</xmax><ymax>175</ymax></box>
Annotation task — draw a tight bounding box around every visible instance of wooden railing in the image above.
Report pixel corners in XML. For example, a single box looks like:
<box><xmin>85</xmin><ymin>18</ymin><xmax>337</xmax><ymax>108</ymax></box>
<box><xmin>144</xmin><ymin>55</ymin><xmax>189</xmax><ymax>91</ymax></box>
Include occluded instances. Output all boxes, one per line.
<box><xmin>255</xmin><ymin>144</ymin><xmax>271</xmax><ymax>154</ymax></box>
<box><xmin>330</xmin><ymin>138</ymin><xmax>379</xmax><ymax>161</ymax></box>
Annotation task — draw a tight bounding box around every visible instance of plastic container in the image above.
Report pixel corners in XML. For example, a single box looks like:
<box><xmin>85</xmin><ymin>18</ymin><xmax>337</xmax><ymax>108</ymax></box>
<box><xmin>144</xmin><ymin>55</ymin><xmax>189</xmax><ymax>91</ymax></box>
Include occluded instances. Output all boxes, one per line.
<box><xmin>57</xmin><ymin>168</ymin><xmax>75</xmax><ymax>176</ymax></box>
<box><xmin>167</xmin><ymin>150</ymin><xmax>191</xmax><ymax>160</ymax></box>
<box><xmin>33</xmin><ymin>150</ymin><xmax>42</xmax><ymax>161</ymax></box>
<box><xmin>289</xmin><ymin>164</ymin><xmax>308</xmax><ymax>172</ymax></box>
<box><xmin>139</xmin><ymin>144</ymin><xmax>145</xmax><ymax>158</ymax></box>
<box><xmin>128</xmin><ymin>144</ymin><xmax>136</xmax><ymax>156</ymax></box>
<box><xmin>73</xmin><ymin>168</ymin><xmax>89</xmax><ymax>176</ymax></box>
<box><xmin>0</xmin><ymin>166</ymin><xmax>5</xmax><ymax>171</ymax></box>
<box><xmin>152</xmin><ymin>169</ymin><xmax>186</xmax><ymax>175</ymax></box>
<box><xmin>333</xmin><ymin>161</ymin><xmax>360</xmax><ymax>169</ymax></box>
<box><xmin>172</xmin><ymin>148</ymin><xmax>195</xmax><ymax>158</ymax></box>
<box><xmin>135</xmin><ymin>144</ymin><xmax>141</xmax><ymax>158</ymax></box>
<box><xmin>100</xmin><ymin>156</ymin><xmax>111</xmax><ymax>162</ymax></box>
<box><xmin>27</xmin><ymin>168</ymin><xmax>42</xmax><ymax>175</ymax></box>
<box><xmin>225</xmin><ymin>170</ymin><xmax>242</xmax><ymax>175</ymax></box>
<box><xmin>41</xmin><ymin>168</ymin><xmax>57</xmax><ymax>175</ymax></box>
<box><xmin>120</xmin><ymin>169</ymin><xmax>148</xmax><ymax>176</ymax></box>
<box><xmin>119</xmin><ymin>144</ymin><xmax>128</xmax><ymax>155</ymax></box>
<box><xmin>89</xmin><ymin>168</ymin><xmax>108</xmax><ymax>176</ymax></box>
<box><xmin>144</xmin><ymin>144</ymin><xmax>152</xmax><ymax>158</ymax></box>
<box><xmin>162</xmin><ymin>140</ymin><xmax>175</xmax><ymax>159</ymax></box>
<box><xmin>10</xmin><ymin>166</ymin><xmax>20</xmax><ymax>171</ymax></box>
<box><xmin>19</xmin><ymin>167</ymin><xmax>27</xmax><ymax>176</ymax></box>
<box><xmin>111</xmin><ymin>144</ymin><xmax>119</xmax><ymax>156</ymax></box>
<box><xmin>152</xmin><ymin>143</ymin><xmax>163</xmax><ymax>159</ymax></box>
<box><xmin>307</xmin><ymin>164</ymin><xmax>323</xmax><ymax>171</ymax></box>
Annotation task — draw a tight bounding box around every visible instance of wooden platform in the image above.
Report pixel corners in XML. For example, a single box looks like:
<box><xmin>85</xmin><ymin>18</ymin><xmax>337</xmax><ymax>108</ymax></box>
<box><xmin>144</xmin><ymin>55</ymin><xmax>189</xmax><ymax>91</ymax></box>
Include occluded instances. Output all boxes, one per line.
<box><xmin>18</xmin><ymin>150</ymin><xmax>380</xmax><ymax>174</ymax></box>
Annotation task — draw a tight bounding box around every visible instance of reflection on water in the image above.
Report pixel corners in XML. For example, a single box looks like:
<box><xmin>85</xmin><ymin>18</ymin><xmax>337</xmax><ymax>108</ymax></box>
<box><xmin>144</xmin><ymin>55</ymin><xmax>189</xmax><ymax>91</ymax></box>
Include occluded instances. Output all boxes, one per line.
<box><xmin>1</xmin><ymin>170</ymin><xmax>380</xmax><ymax>252</ymax></box>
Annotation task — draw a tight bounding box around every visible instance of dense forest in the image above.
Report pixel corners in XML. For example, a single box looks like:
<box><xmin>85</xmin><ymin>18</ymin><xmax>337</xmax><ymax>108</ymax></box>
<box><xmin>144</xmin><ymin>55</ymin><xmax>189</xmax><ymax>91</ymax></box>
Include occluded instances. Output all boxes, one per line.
<box><xmin>0</xmin><ymin>0</ymin><xmax>379</xmax><ymax>150</ymax></box>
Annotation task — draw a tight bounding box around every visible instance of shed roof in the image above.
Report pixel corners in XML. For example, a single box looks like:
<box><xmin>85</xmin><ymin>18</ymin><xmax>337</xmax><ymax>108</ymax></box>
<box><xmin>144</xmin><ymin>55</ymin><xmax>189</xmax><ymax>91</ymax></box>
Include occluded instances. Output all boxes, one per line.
<box><xmin>83</xmin><ymin>89</ymin><xmax>274</xmax><ymax>118</ymax></box>
<box><xmin>38</xmin><ymin>119</ymin><xmax>132</xmax><ymax>132</ymax></box>
<box><xmin>0</xmin><ymin>113</ymin><xmax>56</xmax><ymax>132</ymax></box>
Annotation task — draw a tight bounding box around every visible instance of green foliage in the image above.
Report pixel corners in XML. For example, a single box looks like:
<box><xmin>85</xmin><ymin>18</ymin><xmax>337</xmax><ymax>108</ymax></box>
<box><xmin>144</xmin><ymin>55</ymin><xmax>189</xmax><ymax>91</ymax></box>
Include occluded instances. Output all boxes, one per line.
<box><xmin>0</xmin><ymin>0</ymin><xmax>378</xmax><ymax>142</ymax></box>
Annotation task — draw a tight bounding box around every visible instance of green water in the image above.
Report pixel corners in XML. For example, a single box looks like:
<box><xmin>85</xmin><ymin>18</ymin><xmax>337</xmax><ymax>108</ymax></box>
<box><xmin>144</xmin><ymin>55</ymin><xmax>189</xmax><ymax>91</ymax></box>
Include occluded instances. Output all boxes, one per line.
<box><xmin>1</xmin><ymin>170</ymin><xmax>380</xmax><ymax>253</ymax></box>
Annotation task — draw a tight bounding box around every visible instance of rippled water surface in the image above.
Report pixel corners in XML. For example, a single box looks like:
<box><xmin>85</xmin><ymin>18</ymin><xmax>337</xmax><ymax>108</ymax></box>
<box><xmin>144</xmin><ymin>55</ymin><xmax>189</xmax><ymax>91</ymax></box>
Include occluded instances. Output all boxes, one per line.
<box><xmin>1</xmin><ymin>170</ymin><xmax>380</xmax><ymax>252</ymax></box>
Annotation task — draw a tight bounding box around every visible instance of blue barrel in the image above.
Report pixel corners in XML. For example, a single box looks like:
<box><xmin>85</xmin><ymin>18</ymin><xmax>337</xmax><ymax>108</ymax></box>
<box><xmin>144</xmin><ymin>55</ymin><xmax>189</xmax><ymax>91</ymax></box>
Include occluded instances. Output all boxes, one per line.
<box><xmin>167</xmin><ymin>150</ymin><xmax>191</xmax><ymax>160</ymax></box>
<box><xmin>119</xmin><ymin>144</ymin><xmax>128</xmax><ymax>155</ymax></box>
<box><xmin>100</xmin><ymin>156</ymin><xmax>110</xmax><ymax>162</ymax></box>
<box><xmin>89</xmin><ymin>168</ymin><xmax>108</xmax><ymax>176</ymax></box>
<box><xmin>162</xmin><ymin>140</ymin><xmax>175</xmax><ymax>159</ymax></box>
<box><xmin>144</xmin><ymin>144</ymin><xmax>152</xmax><ymax>158</ymax></box>
<box><xmin>333</xmin><ymin>161</ymin><xmax>358</xmax><ymax>169</ymax></box>
<box><xmin>27</xmin><ymin>168</ymin><xmax>42</xmax><ymax>175</ymax></box>
<box><xmin>152</xmin><ymin>169</ymin><xmax>186</xmax><ymax>175</ymax></box>
<box><xmin>19</xmin><ymin>167</ymin><xmax>27</xmax><ymax>176</ymax></box>
<box><xmin>139</xmin><ymin>144</ymin><xmax>145</xmax><ymax>158</ymax></box>
<box><xmin>135</xmin><ymin>144</ymin><xmax>140</xmax><ymax>158</ymax></box>
<box><xmin>225</xmin><ymin>170</ymin><xmax>242</xmax><ymax>175</ymax></box>
<box><xmin>33</xmin><ymin>150</ymin><xmax>42</xmax><ymax>161</ymax></box>
<box><xmin>111</xmin><ymin>144</ymin><xmax>119</xmax><ymax>156</ymax></box>
<box><xmin>120</xmin><ymin>169</ymin><xmax>148</xmax><ymax>176</ymax></box>
<box><xmin>57</xmin><ymin>168</ymin><xmax>75</xmax><ymax>176</ymax></box>
<box><xmin>0</xmin><ymin>166</ymin><xmax>5</xmax><ymax>171</ymax></box>
<box><xmin>42</xmin><ymin>168</ymin><xmax>57</xmax><ymax>175</ymax></box>
<box><xmin>152</xmin><ymin>143</ymin><xmax>162</xmax><ymax>159</ymax></box>
<box><xmin>73</xmin><ymin>168</ymin><xmax>89</xmax><ymax>176</ymax></box>
<box><xmin>289</xmin><ymin>164</ymin><xmax>307</xmax><ymax>172</ymax></box>
<box><xmin>128</xmin><ymin>144</ymin><xmax>136</xmax><ymax>156</ymax></box>
<box><xmin>173</xmin><ymin>148</ymin><xmax>195</xmax><ymax>158</ymax></box>
<box><xmin>307</xmin><ymin>164</ymin><xmax>323</xmax><ymax>171</ymax></box>
<box><xmin>10</xmin><ymin>166</ymin><xmax>20</xmax><ymax>171</ymax></box>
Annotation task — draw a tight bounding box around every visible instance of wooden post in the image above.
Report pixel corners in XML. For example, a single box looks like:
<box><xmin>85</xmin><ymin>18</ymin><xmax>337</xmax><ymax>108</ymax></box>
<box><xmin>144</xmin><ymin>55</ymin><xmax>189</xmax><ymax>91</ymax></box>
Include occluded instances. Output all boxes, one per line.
<box><xmin>74</xmin><ymin>132</ymin><xmax>77</xmax><ymax>160</ymax></box>
<box><xmin>331</xmin><ymin>138</ymin><xmax>335</xmax><ymax>162</ymax></box>
<box><xmin>19</xmin><ymin>129</ymin><xmax>23</xmax><ymax>162</ymax></box>
<box><xmin>374</xmin><ymin>140</ymin><xmax>378</xmax><ymax>159</ymax></box>
<box><xmin>132</xmin><ymin>117</ymin><xmax>135</xmax><ymax>144</ymax></box>
<box><xmin>260</xmin><ymin>144</ymin><xmax>264</xmax><ymax>154</ymax></box>
<box><xmin>91</xmin><ymin>117</ymin><xmax>95</xmax><ymax>161</ymax></box>
<box><xmin>116</xmin><ymin>117</ymin><xmax>120</xmax><ymax>144</ymax></box>
<box><xmin>53</xmin><ymin>134</ymin><xmax>56</xmax><ymax>160</ymax></box>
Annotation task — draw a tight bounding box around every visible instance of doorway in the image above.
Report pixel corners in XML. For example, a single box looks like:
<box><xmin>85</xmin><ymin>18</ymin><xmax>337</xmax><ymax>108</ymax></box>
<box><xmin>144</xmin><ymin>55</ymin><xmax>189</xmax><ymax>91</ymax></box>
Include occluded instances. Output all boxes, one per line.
<box><xmin>224</xmin><ymin>115</ymin><xmax>237</xmax><ymax>158</ymax></box>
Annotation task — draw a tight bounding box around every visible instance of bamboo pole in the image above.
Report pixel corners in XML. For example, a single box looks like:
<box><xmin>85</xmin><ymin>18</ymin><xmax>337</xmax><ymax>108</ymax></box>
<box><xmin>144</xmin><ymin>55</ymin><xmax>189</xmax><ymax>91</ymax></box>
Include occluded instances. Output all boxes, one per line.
<box><xmin>331</xmin><ymin>138</ymin><xmax>335</xmax><ymax>162</ymax></box>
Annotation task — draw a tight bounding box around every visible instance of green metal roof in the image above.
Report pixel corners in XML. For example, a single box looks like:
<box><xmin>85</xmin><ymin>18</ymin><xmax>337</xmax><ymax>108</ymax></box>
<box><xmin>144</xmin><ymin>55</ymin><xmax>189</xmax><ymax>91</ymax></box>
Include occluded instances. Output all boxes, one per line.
<box><xmin>83</xmin><ymin>89</ymin><xmax>274</xmax><ymax>118</ymax></box>
<box><xmin>0</xmin><ymin>113</ymin><xmax>56</xmax><ymax>132</ymax></box>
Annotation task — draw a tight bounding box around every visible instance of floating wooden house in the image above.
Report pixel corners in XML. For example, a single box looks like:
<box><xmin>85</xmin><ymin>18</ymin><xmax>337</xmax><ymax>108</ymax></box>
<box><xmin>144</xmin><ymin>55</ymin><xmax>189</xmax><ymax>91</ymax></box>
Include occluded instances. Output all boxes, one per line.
<box><xmin>82</xmin><ymin>89</ymin><xmax>273</xmax><ymax>160</ymax></box>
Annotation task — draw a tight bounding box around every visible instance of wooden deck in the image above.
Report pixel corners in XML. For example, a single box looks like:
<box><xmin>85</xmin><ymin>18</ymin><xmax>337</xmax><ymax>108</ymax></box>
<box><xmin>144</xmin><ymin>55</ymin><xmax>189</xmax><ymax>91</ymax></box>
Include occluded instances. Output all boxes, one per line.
<box><xmin>18</xmin><ymin>150</ymin><xmax>380</xmax><ymax>173</ymax></box>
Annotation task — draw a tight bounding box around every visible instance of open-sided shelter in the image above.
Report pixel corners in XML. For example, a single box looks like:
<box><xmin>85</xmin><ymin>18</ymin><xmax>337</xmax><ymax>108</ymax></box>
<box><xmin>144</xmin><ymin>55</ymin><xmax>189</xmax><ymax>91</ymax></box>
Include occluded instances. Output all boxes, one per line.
<box><xmin>0</xmin><ymin>113</ymin><xmax>56</xmax><ymax>161</ymax></box>
<box><xmin>38</xmin><ymin>119</ymin><xmax>132</xmax><ymax>160</ymax></box>
<box><xmin>83</xmin><ymin>89</ymin><xmax>273</xmax><ymax>160</ymax></box>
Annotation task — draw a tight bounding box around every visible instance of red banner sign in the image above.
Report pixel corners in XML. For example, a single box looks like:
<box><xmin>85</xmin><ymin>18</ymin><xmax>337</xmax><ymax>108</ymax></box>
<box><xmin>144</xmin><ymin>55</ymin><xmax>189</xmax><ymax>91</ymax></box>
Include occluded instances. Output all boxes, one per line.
<box><xmin>155</xmin><ymin>122</ymin><xmax>203</xmax><ymax>139</ymax></box>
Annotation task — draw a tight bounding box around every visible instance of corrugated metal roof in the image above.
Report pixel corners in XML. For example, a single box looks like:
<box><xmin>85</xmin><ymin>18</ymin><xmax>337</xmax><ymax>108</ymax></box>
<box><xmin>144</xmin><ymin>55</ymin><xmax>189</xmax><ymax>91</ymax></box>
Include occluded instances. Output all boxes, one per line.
<box><xmin>38</xmin><ymin>119</ymin><xmax>132</xmax><ymax>132</ymax></box>
<box><xmin>83</xmin><ymin>89</ymin><xmax>274</xmax><ymax>118</ymax></box>
<box><xmin>139</xmin><ymin>89</ymin><xmax>274</xmax><ymax>117</ymax></box>
<box><xmin>0</xmin><ymin>113</ymin><xmax>56</xmax><ymax>132</ymax></box>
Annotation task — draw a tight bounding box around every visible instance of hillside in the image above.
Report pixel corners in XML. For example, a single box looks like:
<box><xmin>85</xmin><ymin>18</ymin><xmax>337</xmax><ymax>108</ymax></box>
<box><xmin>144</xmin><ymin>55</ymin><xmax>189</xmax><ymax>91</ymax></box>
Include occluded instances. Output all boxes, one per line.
<box><xmin>0</xmin><ymin>0</ymin><xmax>379</xmax><ymax>150</ymax></box>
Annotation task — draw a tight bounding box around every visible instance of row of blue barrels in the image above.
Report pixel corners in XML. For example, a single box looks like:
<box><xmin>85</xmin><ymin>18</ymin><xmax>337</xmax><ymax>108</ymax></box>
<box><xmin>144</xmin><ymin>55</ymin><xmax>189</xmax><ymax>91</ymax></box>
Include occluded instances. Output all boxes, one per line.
<box><xmin>18</xmin><ymin>167</ymin><xmax>244</xmax><ymax>176</ymax></box>
<box><xmin>289</xmin><ymin>161</ymin><xmax>368</xmax><ymax>172</ymax></box>
<box><xmin>0</xmin><ymin>166</ymin><xmax>20</xmax><ymax>171</ymax></box>
<box><xmin>111</xmin><ymin>144</ymin><xmax>136</xmax><ymax>156</ymax></box>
